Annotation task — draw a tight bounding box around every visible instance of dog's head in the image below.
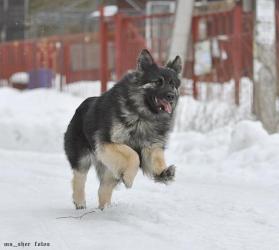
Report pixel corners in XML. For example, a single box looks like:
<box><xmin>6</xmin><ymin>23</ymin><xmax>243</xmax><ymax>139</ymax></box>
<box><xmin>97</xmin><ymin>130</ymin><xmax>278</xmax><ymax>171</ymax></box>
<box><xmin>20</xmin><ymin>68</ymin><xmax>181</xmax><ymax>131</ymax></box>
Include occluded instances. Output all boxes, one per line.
<box><xmin>135</xmin><ymin>49</ymin><xmax>182</xmax><ymax>116</ymax></box>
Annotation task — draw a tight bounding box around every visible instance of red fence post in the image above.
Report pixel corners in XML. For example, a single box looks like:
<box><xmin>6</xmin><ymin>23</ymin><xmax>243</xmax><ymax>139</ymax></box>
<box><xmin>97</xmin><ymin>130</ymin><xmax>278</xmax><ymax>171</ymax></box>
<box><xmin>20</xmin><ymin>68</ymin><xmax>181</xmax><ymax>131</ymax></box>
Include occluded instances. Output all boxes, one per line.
<box><xmin>192</xmin><ymin>17</ymin><xmax>198</xmax><ymax>99</ymax></box>
<box><xmin>114</xmin><ymin>13</ymin><xmax>123</xmax><ymax>80</ymax></box>
<box><xmin>99</xmin><ymin>5</ymin><xmax>108</xmax><ymax>93</ymax></box>
<box><xmin>59</xmin><ymin>38</ymin><xmax>65</xmax><ymax>91</ymax></box>
<box><xmin>232</xmin><ymin>3</ymin><xmax>243</xmax><ymax>105</ymax></box>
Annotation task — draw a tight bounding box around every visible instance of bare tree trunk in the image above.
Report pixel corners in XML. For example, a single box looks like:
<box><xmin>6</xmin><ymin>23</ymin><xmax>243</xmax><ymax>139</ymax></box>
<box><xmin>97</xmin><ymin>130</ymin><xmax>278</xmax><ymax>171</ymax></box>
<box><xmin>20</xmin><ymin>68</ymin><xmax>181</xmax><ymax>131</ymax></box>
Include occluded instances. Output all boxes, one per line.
<box><xmin>169</xmin><ymin>0</ymin><xmax>194</xmax><ymax>70</ymax></box>
<box><xmin>253</xmin><ymin>0</ymin><xmax>277</xmax><ymax>133</ymax></box>
<box><xmin>275</xmin><ymin>0</ymin><xmax>279</xmax><ymax>96</ymax></box>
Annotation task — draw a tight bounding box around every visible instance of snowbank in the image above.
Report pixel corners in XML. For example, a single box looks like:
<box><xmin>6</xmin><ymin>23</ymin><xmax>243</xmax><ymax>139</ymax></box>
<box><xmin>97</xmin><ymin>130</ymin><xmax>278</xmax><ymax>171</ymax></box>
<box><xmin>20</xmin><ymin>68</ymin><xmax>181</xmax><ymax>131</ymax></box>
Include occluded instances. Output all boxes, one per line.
<box><xmin>229</xmin><ymin>121</ymin><xmax>269</xmax><ymax>152</ymax></box>
<box><xmin>0</xmin><ymin>83</ymin><xmax>252</xmax><ymax>153</ymax></box>
<box><xmin>175</xmin><ymin>78</ymin><xmax>253</xmax><ymax>132</ymax></box>
<box><xmin>0</xmin><ymin>87</ymin><xmax>82</xmax><ymax>152</ymax></box>
<box><xmin>63</xmin><ymin>80</ymin><xmax>115</xmax><ymax>98</ymax></box>
<box><xmin>168</xmin><ymin>121</ymin><xmax>279</xmax><ymax>185</ymax></box>
<box><xmin>174</xmin><ymin>96</ymin><xmax>252</xmax><ymax>132</ymax></box>
<box><xmin>0</xmin><ymin>85</ymin><xmax>278</xmax><ymax>185</ymax></box>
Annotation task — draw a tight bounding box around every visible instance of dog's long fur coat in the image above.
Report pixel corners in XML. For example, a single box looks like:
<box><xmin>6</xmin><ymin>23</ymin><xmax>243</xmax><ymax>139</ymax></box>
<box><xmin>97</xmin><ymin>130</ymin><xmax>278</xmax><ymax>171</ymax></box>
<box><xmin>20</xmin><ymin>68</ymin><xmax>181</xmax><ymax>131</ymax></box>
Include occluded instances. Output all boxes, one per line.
<box><xmin>64</xmin><ymin>49</ymin><xmax>182</xmax><ymax>209</ymax></box>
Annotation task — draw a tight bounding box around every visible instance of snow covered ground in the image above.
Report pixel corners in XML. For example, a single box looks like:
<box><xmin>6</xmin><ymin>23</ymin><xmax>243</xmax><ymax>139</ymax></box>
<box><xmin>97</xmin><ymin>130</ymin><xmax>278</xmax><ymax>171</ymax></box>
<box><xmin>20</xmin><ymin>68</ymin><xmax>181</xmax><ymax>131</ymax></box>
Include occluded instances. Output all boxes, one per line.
<box><xmin>0</xmin><ymin>85</ymin><xmax>279</xmax><ymax>250</ymax></box>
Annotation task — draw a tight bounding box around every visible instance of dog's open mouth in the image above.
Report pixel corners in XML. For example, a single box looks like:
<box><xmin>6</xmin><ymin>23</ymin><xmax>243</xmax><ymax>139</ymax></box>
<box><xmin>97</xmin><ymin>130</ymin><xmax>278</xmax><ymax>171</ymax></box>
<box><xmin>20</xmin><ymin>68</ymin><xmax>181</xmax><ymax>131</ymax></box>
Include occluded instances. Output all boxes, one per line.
<box><xmin>155</xmin><ymin>97</ymin><xmax>172</xmax><ymax>114</ymax></box>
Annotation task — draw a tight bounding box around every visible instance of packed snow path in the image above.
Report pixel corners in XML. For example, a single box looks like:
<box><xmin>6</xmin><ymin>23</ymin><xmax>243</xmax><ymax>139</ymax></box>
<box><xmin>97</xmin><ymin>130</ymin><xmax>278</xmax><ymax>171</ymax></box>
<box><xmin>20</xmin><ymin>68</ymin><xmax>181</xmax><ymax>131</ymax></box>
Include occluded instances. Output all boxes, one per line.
<box><xmin>0</xmin><ymin>87</ymin><xmax>278</xmax><ymax>250</ymax></box>
<box><xmin>1</xmin><ymin>146</ymin><xmax>279</xmax><ymax>250</ymax></box>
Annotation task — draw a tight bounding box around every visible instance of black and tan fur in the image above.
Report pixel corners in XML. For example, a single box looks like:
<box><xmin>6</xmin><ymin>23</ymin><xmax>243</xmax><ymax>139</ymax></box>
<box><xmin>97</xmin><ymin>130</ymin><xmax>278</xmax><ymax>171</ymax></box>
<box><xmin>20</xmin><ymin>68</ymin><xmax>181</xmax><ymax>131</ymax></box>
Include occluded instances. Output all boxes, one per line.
<box><xmin>64</xmin><ymin>49</ymin><xmax>182</xmax><ymax>209</ymax></box>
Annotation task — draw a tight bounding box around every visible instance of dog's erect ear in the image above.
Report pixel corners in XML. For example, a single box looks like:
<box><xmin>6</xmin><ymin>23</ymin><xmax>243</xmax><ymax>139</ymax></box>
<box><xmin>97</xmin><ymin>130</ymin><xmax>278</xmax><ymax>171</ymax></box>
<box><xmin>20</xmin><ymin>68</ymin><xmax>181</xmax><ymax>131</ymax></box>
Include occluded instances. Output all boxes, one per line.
<box><xmin>137</xmin><ymin>49</ymin><xmax>155</xmax><ymax>72</ymax></box>
<box><xmin>166</xmin><ymin>56</ymin><xmax>182</xmax><ymax>74</ymax></box>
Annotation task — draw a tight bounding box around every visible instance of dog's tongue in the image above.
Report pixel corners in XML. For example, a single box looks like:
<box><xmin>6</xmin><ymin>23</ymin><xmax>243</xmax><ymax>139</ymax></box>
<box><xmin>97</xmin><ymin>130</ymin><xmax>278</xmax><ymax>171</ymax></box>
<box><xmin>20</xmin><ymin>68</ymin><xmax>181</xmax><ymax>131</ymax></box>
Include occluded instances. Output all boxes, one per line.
<box><xmin>159</xmin><ymin>99</ymin><xmax>172</xmax><ymax>114</ymax></box>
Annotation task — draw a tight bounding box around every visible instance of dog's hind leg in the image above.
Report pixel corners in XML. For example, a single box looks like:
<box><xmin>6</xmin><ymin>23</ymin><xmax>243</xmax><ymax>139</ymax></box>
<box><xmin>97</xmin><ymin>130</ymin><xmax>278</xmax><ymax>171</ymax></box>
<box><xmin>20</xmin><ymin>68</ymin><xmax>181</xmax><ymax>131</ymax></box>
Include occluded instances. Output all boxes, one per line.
<box><xmin>72</xmin><ymin>154</ymin><xmax>91</xmax><ymax>209</ymax></box>
<box><xmin>98</xmin><ymin>168</ymin><xmax>119</xmax><ymax>210</ymax></box>
<box><xmin>72</xmin><ymin>169</ymin><xmax>88</xmax><ymax>209</ymax></box>
<box><xmin>96</xmin><ymin>143</ymin><xmax>140</xmax><ymax>188</ymax></box>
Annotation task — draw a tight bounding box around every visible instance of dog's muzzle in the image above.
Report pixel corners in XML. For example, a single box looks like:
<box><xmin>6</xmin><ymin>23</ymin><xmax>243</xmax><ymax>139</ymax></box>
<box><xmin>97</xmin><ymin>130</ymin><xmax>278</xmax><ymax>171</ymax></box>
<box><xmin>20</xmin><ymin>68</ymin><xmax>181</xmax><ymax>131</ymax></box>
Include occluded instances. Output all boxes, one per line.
<box><xmin>155</xmin><ymin>93</ymin><xmax>175</xmax><ymax>114</ymax></box>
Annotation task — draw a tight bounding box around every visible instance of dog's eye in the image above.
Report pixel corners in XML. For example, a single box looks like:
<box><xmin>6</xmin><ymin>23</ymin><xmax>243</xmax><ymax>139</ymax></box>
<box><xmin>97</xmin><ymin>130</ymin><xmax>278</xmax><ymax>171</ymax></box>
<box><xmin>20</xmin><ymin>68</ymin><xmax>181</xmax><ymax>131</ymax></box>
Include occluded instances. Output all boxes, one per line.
<box><xmin>170</xmin><ymin>80</ymin><xmax>179</xmax><ymax>89</ymax></box>
<box><xmin>156</xmin><ymin>78</ymin><xmax>164</xmax><ymax>87</ymax></box>
<box><xmin>169</xmin><ymin>80</ymin><xmax>176</xmax><ymax>89</ymax></box>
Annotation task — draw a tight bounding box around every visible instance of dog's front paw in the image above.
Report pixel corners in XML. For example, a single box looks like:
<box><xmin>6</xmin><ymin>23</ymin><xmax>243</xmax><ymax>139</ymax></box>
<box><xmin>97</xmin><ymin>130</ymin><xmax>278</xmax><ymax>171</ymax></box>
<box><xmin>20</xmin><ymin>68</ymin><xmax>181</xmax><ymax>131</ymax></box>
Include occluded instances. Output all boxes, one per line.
<box><xmin>154</xmin><ymin>165</ymin><xmax>176</xmax><ymax>183</ymax></box>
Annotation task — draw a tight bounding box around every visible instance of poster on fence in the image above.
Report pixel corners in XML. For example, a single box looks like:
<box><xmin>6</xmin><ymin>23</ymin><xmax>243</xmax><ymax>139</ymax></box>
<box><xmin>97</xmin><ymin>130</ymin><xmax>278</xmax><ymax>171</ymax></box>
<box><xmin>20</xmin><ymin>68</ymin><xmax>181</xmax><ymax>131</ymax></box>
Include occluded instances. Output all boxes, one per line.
<box><xmin>194</xmin><ymin>40</ymin><xmax>212</xmax><ymax>76</ymax></box>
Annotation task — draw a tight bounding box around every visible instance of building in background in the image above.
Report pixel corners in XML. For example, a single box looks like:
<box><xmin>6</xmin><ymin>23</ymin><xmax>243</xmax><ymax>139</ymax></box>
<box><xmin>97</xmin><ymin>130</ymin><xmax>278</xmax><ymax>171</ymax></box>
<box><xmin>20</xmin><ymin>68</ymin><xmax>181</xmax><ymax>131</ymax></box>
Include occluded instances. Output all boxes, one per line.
<box><xmin>0</xmin><ymin>0</ymin><xmax>28</xmax><ymax>42</ymax></box>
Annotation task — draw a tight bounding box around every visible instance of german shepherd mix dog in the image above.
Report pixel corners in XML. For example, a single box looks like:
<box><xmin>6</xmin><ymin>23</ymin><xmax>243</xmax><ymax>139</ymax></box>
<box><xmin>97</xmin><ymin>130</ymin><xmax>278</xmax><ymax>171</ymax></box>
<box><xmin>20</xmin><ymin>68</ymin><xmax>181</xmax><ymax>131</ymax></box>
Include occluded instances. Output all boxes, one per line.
<box><xmin>64</xmin><ymin>49</ymin><xmax>182</xmax><ymax>210</ymax></box>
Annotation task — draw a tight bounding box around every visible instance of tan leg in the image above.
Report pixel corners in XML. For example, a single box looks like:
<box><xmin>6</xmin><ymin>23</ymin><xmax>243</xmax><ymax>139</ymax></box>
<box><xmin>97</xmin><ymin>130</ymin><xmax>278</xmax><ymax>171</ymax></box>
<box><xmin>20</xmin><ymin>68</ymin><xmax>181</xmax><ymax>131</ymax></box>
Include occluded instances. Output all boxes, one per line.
<box><xmin>141</xmin><ymin>146</ymin><xmax>167</xmax><ymax>175</ymax></box>
<box><xmin>98</xmin><ymin>170</ymin><xmax>118</xmax><ymax>210</ymax></box>
<box><xmin>96</xmin><ymin>143</ymin><xmax>140</xmax><ymax>188</ymax></box>
<box><xmin>142</xmin><ymin>146</ymin><xmax>175</xmax><ymax>182</ymax></box>
<box><xmin>72</xmin><ymin>170</ymin><xmax>88</xmax><ymax>209</ymax></box>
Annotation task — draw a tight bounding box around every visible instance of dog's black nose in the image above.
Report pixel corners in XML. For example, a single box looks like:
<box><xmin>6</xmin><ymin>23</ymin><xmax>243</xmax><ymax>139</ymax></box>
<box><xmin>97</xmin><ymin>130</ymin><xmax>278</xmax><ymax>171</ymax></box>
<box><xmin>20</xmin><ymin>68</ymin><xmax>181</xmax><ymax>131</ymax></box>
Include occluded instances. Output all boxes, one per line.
<box><xmin>165</xmin><ymin>93</ymin><xmax>175</xmax><ymax>102</ymax></box>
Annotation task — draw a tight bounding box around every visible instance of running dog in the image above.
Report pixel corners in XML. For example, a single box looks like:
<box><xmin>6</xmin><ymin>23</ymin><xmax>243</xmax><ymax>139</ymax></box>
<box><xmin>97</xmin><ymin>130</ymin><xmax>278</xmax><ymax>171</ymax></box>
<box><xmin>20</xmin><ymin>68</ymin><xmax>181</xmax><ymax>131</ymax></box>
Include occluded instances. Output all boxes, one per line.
<box><xmin>64</xmin><ymin>49</ymin><xmax>182</xmax><ymax>209</ymax></box>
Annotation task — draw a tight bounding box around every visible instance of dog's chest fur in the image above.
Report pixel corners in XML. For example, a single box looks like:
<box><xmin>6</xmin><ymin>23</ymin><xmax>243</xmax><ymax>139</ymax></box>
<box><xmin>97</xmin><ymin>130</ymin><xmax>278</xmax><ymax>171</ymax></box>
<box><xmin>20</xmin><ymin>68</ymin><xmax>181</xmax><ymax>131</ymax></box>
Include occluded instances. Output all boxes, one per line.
<box><xmin>111</xmin><ymin>116</ymin><xmax>166</xmax><ymax>149</ymax></box>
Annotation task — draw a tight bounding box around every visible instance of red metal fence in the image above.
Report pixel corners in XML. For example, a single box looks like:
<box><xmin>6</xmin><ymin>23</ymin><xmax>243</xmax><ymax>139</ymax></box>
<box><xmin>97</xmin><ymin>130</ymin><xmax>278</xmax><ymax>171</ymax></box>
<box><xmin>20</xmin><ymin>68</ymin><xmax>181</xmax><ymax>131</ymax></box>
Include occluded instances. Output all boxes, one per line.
<box><xmin>0</xmin><ymin>3</ymin><xmax>254</xmax><ymax>104</ymax></box>
<box><xmin>114</xmin><ymin>12</ymin><xmax>174</xmax><ymax>79</ymax></box>
<box><xmin>0</xmin><ymin>33</ymin><xmax>113</xmax><ymax>84</ymax></box>
<box><xmin>109</xmin><ymin>4</ymin><xmax>253</xmax><ymax>104</ymax></box>
<box><xmin>189</xmin><ymin>5</ymin><xmax>254</xmax><ymax>103</ymax></box>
